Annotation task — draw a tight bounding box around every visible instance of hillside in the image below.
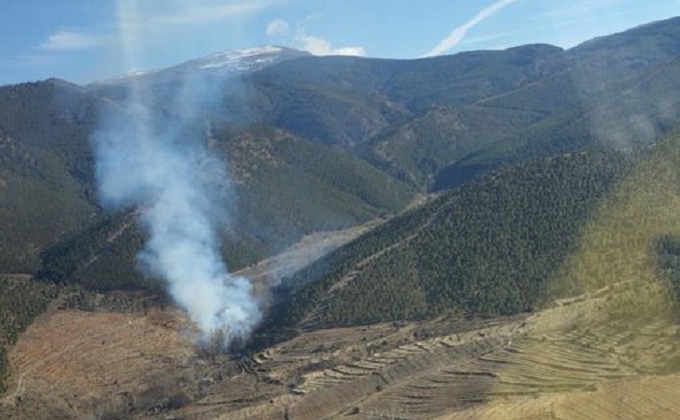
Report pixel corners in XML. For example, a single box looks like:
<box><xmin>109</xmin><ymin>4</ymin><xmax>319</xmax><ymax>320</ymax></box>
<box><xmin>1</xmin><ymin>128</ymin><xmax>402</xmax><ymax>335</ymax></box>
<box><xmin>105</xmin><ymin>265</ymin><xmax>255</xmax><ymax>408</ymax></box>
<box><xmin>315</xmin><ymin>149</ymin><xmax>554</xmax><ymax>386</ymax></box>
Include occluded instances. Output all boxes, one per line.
<box><xmin>4</xmin><ymin>15</ymin><xmax>680</xmax><ymax>418</ymax></box>
<box><xmin>4</xmin><ymin>270</ymin><xmax>680</xmax><ymax>418</ymax></box>
<box><xmin>0</xmin><ymin>78</ymin><xmax>415</xmax><ymax>276</ymax></box>
<box><xmin>4</xmin><ymin>17</ymin><xmax>680</xmax><ymax>281</ymax></box>
<box><xmin>240</xmin><ymin>44</ymin><xmax>565</xmax><ymax>147</ymax></box>
<box><xmin>0</xmin><ymin>80</ymin><xmax>101</xmax><ymax>272</ymax></box>
<box><xmin>260</xmin><ymin>126</ymin><xmax>680</xmax><ymax>347</ymax></box>
<box><xmin>266</xmin><ymin>148</ymin><xmax>638</xmax><ymax>332</ymax></box>
<box><xmin>454</xmin><ymin>16</ymin><xmax>680</xmax><ymax>172</ymax></box>
<box><xmin>36</xmin><ymin>125</ymin><xmax>414</xmax><ymax>290</ymax></box>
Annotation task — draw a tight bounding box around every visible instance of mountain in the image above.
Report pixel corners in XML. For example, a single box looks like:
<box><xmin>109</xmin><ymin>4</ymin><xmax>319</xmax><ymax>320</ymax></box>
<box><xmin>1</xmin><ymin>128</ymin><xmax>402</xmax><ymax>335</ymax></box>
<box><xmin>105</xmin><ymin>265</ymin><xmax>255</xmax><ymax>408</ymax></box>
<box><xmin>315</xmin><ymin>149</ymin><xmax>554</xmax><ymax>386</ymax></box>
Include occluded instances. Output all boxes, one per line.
<box><xmin>86</xmin><ymin>17</ymin><xmax>680</xmax><ymax>193</ymax></box>
<box><xmin>3</xmin><ymin>17</ymin><xmax>680</xmax><ymax>288</ymax></box>
<box><xmin>266</xmin><ymin>147</ymin><xmax>639</xmax><ymax>331</ymax></box>
<box><xmin>192</xmin><ymin>43</ymin><xmax>566</xmax><ymax>149</ymax></box>
<box><xmin>0</xmin><ymin>19</ymin><xmax>680</xmax><ymax>282</ymax></box>
<box><xmin>0</xmin><ymin>80</ymin><xmax>105</xmax><ymax>272</ymax></box>
<box><xmin>4</xmin><ymin>16</ymin><xmax>680</xmax><ymax>417</ymax></box>
<box><xmin>36</xmin><ymin>124</ymin><xmax>415</xmax><ymax>291</ymax></box>
<box><xmin>92</xmin><ymin>45</ymin><xmax>309</xmax><ymax>85</ymax></box>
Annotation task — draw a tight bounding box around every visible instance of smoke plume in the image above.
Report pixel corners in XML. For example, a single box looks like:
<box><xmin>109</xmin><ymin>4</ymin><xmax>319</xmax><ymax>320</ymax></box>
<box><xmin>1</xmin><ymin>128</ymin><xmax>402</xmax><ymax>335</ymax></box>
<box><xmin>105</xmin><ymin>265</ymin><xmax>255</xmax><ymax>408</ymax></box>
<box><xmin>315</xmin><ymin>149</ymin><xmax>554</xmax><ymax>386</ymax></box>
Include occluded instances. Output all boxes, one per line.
<box><xmin>93</xmin><ymin>77</ymin><xmax>261</xmax><ymax>349</ymax></box>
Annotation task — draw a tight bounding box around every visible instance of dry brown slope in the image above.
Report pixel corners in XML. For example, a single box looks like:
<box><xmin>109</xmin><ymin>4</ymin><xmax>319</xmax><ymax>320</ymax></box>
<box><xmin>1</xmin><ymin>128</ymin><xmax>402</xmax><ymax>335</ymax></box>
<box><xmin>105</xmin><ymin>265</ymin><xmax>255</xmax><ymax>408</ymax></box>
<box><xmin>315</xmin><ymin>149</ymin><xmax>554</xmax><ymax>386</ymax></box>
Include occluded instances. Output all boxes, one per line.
<box><xmin>0</xmin><ymin>307</ymin><xmax>207</xmax><ymax>419</ymax></box>
<box><xmin>1</xmin><ymin>280</ymin><xmax>679</xmax><ymax>420</ymax></box>
<box><xmin>437</xmin><ymin>373</ymin><xmax>680</xmax><ymax>420</ymax></box>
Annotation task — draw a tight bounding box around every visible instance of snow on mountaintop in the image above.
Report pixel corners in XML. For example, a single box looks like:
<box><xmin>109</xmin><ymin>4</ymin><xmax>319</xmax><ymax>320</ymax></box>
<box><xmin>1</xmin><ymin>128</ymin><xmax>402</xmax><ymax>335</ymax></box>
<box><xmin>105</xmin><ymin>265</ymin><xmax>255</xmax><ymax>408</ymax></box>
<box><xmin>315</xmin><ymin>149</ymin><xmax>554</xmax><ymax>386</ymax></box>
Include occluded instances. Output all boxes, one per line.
<box><xmin>196</xmin><ymin>46</ymin><xmax>286</xmax><ymax>70</ymax></box>
<box><xmin>93</xmin><ymin>46</ymin><xmax>307</xmax><ymax>85</ymax></box>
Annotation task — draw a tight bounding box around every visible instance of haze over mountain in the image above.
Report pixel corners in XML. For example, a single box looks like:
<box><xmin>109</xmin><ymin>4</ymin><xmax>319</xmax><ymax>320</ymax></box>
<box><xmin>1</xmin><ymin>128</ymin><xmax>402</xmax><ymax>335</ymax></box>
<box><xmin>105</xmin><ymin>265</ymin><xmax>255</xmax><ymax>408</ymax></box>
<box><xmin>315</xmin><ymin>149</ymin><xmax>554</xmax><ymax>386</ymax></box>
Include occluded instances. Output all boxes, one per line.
<box><xmin>3</xmin><ymin>16</ymin><xmax>680</xmax><ymax>418</ymax></box>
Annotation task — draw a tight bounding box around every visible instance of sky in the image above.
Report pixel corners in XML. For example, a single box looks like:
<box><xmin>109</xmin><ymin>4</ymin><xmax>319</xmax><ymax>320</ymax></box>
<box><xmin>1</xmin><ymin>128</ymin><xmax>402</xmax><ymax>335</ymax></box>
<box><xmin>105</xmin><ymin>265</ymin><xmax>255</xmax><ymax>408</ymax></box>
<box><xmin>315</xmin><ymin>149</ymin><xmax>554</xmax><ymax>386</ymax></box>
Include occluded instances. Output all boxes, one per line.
<box><xmin>1</xmin><ymin>0</ymin><xmax>680</xmax><ymax>86</ymax></box>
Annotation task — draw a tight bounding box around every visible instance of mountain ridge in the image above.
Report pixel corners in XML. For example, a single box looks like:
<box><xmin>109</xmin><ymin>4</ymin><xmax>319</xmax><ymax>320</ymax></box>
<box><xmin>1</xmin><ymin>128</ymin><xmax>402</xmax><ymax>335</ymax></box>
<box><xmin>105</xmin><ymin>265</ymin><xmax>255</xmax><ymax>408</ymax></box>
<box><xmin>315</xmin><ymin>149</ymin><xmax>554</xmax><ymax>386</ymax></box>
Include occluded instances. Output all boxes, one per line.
<box><xmin>90</xmin><ymin>45</ymin><xmax>309</xmax><ymax>85</ymax></box>
<box><xmin>3</xmin><ymin>16</ymin><xmax>680</xmax><ymax>280</ymax></box>
<box><xmin>4</xmin><ymin>16</ymin><xmax>680</xmax><ymax>416</ymax></box>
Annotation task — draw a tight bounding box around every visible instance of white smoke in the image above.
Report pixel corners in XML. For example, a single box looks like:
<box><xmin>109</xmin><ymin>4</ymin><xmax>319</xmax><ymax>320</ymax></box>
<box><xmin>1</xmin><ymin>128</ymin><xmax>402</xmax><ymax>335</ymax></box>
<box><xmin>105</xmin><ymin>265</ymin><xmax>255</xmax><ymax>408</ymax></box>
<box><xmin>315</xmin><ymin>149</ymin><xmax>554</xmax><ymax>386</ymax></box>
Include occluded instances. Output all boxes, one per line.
<box><xmin>93</xmin><ymin>77</ymin><xmax>262</xmax><ymax>349</ymax></box>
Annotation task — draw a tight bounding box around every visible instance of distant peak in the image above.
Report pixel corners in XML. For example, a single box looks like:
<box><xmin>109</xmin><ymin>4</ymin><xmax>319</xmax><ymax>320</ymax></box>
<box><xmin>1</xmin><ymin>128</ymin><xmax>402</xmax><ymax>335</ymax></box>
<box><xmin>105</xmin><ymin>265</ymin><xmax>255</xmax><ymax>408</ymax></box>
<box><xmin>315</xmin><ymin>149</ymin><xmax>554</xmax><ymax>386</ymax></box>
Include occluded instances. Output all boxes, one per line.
<box><xmin>193</xmin><ymin>45</ymin><xmax>306</xmax><ymax>70</ymax></box>
<box><xmin>204</xmin><ymin>45</ymin><xmax>288</xmax><ymax>59</ymax></box>
<box><xmin>91</xmin><ymin>45</ymin><xmax>308</xmax><ymax>86</ymax></box>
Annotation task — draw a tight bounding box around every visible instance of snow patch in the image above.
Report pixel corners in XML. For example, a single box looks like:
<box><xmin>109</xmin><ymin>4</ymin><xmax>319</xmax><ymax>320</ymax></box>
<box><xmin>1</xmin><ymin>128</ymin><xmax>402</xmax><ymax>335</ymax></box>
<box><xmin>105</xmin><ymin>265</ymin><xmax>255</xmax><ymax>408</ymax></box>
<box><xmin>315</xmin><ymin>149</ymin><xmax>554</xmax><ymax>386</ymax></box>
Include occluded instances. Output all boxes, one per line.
<box><xmin>197</xmin><ymin>46</ymin><xmax>283</xmax><ymax>70</ymax></box>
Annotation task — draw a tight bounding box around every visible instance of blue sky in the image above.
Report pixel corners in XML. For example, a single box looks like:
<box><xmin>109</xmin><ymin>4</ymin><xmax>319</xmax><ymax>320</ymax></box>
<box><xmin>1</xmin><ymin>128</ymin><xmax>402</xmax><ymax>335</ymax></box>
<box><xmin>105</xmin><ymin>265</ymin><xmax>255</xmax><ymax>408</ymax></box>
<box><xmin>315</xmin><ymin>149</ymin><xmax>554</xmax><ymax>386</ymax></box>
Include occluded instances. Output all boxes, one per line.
<box><xmin>2</xmin><ymin>0</ymin><xmax>680</xmax><ymax>86</ymax></box>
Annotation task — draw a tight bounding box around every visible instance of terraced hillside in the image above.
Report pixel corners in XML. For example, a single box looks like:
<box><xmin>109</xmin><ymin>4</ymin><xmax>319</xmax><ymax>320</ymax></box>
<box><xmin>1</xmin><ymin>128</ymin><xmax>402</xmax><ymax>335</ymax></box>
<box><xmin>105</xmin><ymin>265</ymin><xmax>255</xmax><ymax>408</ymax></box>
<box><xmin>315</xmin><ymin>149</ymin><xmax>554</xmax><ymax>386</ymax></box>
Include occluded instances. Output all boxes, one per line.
<box><xmin>0</xmin><ymin>307</ymin><xmax>213</xmax><ymax>419</ymax></box>
<box><xmin>3</xmin><ymin>279</ymin><xmax>680</xmax><ymax>419</ymax></box>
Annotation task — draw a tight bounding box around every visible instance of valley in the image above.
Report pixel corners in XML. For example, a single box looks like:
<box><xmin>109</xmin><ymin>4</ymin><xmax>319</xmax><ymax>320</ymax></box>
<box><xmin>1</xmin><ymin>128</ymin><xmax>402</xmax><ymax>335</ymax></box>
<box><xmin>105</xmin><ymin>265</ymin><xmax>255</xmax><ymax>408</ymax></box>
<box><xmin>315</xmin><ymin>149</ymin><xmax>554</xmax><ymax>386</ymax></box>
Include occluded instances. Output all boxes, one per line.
<box><xmin>3</xmin><ymin>14</ymin><xmax>680</xmax><ymax>420</ymax></box>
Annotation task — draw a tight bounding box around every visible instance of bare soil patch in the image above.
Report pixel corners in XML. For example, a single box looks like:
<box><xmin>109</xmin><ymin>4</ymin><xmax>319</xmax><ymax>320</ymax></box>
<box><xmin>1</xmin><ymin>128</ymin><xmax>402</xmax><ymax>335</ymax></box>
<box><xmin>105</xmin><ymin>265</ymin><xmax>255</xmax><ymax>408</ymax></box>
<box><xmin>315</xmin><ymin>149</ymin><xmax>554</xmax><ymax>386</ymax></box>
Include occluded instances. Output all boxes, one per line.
<box><xmin>0</xmin><ymin>307</ymin><xmax>212</xmax><ymax>419</ymax></box>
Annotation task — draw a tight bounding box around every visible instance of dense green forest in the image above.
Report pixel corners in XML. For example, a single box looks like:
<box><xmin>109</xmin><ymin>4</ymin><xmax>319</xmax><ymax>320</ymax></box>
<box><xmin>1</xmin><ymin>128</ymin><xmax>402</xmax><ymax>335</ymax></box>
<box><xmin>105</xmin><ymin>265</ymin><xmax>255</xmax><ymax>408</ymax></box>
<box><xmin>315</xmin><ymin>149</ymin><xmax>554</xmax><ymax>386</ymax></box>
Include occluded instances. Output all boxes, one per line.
<box><xmin>0</xmin><ymin>81</ymin><xmax>99</xmax><ymax>272</ymax></box>
<box><xmin>270</xmin><ymin>150</ymin><xmax>638</xmax><ymax>329</ymax></box>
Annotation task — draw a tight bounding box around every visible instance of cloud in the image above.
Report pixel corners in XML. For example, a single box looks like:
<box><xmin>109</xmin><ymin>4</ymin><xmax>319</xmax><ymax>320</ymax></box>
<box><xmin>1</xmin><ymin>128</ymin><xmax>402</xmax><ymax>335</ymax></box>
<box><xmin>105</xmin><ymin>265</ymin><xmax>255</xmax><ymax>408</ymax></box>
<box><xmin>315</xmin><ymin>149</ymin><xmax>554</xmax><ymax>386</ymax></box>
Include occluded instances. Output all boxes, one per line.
<box><xmin>296</xmin><ymin>35</ymin><xmax>365</xmax><ymax>56</ymax></box>
<box><xmin>266</xmin><ymin>19</ymin><xmax>290</xmax><ymax>37</ymax></box>
<box><xmin>265</xmin><ymin>13</ymin><xmax>366</xmax><ymax>56</ymax></box>
<box><xmin>263</xmin><ymin>14</ymin><xmax>364</xmax><ymax>57</ymax></box>
<box><xmin>422</xmin><ymin>0</ymin><xmax>519</xmax><ymax>57</ymax></box>
<box><xmin>39</xmin><ymin>30</ymin><xmax>107</xmax><ymax>51</ymax></box>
